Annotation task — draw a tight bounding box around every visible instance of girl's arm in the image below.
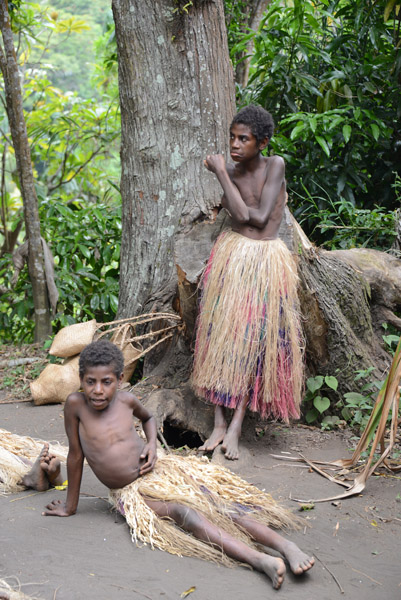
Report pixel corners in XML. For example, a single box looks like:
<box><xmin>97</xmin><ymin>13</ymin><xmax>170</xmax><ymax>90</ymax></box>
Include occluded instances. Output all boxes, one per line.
<box><xmin>204</xmin><ymin>154</ymin><xmax>250</xmax><ymax>223</ymax></box>
<box><xmin>131</xmin><ymin>395</ymin><xmax>157</xmax><ymax>475</ymax></box>
<box><xmin>43</xmin><ymin>395</ymin><xmax>84</xmax><ymax>517</ymax></box>
<box><xmin>246</xmin><ymin>156</ymin><xmax>285</xmax><ymax>229</ymax></box>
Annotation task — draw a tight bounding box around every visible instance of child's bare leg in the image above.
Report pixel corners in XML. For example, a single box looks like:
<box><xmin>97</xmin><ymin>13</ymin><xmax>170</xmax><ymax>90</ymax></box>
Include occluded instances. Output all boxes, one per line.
<box><xmin>21</xmin><ymin>444</ymin><xmax>50</xmax><ymax>492</ymax></box>
<box><xmin>198</xmin><ymin>405</ymin><xmax>227</xmax><ymax>453</ymax></box>
<box><xmin>41</xmin><ymin>452</ymin><xmax>63</xmax><ymax>487</ymax></box>
<box><xmin>231</xmin><ymin>513</ymin><xmax>314</xmax><ymax>575</ymax></box>
<box><xmin>144</xmin><ymin>498</ymin><xmax>286</xmax><ymax>590</ymax></box>
<box><xmin>221</xmin><ymin>395</ymin><xmax>248</xmax><ymax>460</ymax></box>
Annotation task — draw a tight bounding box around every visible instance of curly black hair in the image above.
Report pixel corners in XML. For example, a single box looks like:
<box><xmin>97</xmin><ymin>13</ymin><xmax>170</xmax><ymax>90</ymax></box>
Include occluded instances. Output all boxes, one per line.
<box><xmin>230</xmin><ymin>105</ymin><xmax>275</xmax><ymax>143</ymax></box>
<box><xmin>79</xmin><ymin>340</ymin><xmax>124</xmax><ymax>379</ymax></box>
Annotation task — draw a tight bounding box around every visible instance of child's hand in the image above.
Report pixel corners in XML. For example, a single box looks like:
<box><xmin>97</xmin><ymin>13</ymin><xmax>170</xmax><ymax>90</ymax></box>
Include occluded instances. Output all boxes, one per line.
<box><xmin>139</xmin><ymin>443</ymin><xmax>157</xmax><ymax>476</ymax></box>
<box><xmin>42</xmin><ymin>499</ymin><xmax>73</xmax><ymax>517</ymax></box>
<box><xmin>204</xmin><ymin>154</ymin><xmax>225</xmax><ymax>173</ymax></box>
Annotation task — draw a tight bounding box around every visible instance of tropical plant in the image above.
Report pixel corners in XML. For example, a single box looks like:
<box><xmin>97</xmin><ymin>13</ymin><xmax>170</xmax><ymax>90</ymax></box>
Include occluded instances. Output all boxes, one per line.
<box><xmin>0</xmin><ymin>197</ymin><xmax>121</xmax><ymax>343</ymax></box>
<box><xmin>230</xmin><ymin>0</ymin><xmax>401</xmax><ymax>246</ymax></box>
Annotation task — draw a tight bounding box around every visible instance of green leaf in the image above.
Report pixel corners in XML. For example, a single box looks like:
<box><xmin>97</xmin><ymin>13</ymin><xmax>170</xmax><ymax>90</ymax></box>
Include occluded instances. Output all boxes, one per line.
<box><xmin>109</xmin><ymin>293</ymin><xmax>119</xmax><ymax>313</ymax></box>
<box><xmin>305</xmin><ymin>408</ymin><xmax>319</xmax><ymax>424</ymax></box>
<box><xmin>342</xmin><ymin>124</ymin><xmax>351</xmax><ymax>143</ymax></box>
<box><xmin>384</xmin><ymin>0</ymin><xmax>397</xmax><ymax>22</ymax></box>
<box><xmin>314</xmin><ymin>396</ymin><xmax>330</xmax><ymax>414</ymax></box>
<box><xmin>290</xmin><ymin>121</ymin><xmax>306</xmax><ymax>140</ymax></box>
<box><xmin>78</xmin><ymin>244</ymin><xmax>92</xmax><ymax>260</ymax></box>
<box><xmin>325</xmin><ymin>375</ymin><xmax>338</xmax><ymax>391</ymax></box>
<box><xmin>271</xmin><ymin>54</ymin><xmax>287</xmax><ymax>73</ymax></box>
<box><xmin>370</xmin><ymin>123</ymin><xmax>380</xmax><ymax>141</ymax></box>
<box><xmin>90</xmin><ymin>293</ymin><xmax>100</xmax><ymax>310</ymax></box>
<box><xmin>343</xmin><ymin>392</ymin><xmax>367</xmax><ymax>405</ymax></box>
<box><xmin>307</xmin><ymin>376</ymin><xmax>324</xmax><ymax>393</ymax></box>
<box><xmin>315</xmin><ymin>135</ymin><xmax>330</xmax><ymax>157</ymax></box>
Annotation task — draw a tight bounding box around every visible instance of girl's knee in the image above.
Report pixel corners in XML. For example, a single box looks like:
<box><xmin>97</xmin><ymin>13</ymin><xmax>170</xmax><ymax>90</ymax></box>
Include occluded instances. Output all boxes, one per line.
<box><xmin>168</xmin><ymin>503</ymin><xmax>200</xmax><ymax>529</ymax></box>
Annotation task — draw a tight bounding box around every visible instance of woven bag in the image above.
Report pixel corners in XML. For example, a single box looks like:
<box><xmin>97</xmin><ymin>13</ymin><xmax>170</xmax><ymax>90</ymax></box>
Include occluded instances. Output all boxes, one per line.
<box><xmin>30</xmin><ymin>357</ymin><xmax>80</xmax><ymax>405</ymax></box>
<box><xmin>49</xmin><ymin>319</ymin><xmax>97</xmax><ymax>357</ymax></box>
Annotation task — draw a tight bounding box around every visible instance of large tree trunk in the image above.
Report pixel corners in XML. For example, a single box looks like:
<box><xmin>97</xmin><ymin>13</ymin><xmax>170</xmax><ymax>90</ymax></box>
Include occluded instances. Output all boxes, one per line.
<box><xmin>0</xmin><ymin>0</ymin><xmax>51</xmax><ymax>342</ymax></box>
<box><xmin>113</xmin><ymin>0</ymin><xmax>236</xmax><ymax>318</ymax></box>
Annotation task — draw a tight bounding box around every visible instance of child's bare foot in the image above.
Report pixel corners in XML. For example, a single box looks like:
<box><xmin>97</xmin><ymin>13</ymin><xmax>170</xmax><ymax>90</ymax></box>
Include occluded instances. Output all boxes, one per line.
<box><xmin>281</xmin><ymin>541</ymin><xmax>314</xmax><ymax>575</ymax></box>
<box><xmin>198</xmin><ymin>425</ymin><xmax>226</xmax><ymax>453</ymax></box>
<box><xmin>41</xmin><ymin>454</ymin><xmax>63</xmax><ymax>487</ymax></box>
<box><xmin>221</xmin><ymin>429</ymin><xmax>240</xmax><ymax>460</ymax></box>
<box><xmin>198</xmin><ymin>406</ymin><xmax>227</xmax><ymax>453</ymax></box>
<box><xmin>21</xmin><ymin>444</ymin><xmax>50</xmax><ymax>492</ymax></box>
<box><xmin>256</xmin><ymin>555</ymin><xmax>286</xmax><ymax>590</ymax></box>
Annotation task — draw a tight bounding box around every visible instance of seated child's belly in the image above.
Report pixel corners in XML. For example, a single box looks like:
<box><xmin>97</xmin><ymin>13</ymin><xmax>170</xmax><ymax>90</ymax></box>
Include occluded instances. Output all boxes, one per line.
<box><xmin>81</xmin><ymin>438</ymin><xmax>145</xmax><ymax>489</ymax></box>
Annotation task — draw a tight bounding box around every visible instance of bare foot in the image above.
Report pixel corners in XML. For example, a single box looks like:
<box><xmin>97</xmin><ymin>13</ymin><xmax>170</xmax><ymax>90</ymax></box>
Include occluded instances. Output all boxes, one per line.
<box><xmin>21</xmin><ymin>444</ymin><xmax>50</xmax><ymax>492</ymax></box>
<box><xmin>281</xmin><ymin>541</ymin><xmax>315</xmax><ymax>575</ymax></box>
<box><xmin>257</xmin><ymin>555</ymin><xmax>286</xmax><ymax>590</ymax></box>
<box><xmin>221</xmin><ymin>429</ymin><xmax>240</xmax><ymax>460</ymax></box>
<box><xmin>198</xmin><ymin>425</ymin><xmax>227</xmax><ymax>453</ymax></box>
<box><xmin>198</xmin><ymin>405</ymin><xmax>227</xmax><ymax>453</ymax></box>
<box><xmin>41</xmin><ymin>453</ymin><xmax>63</xmax><ymax>487</ymax></box>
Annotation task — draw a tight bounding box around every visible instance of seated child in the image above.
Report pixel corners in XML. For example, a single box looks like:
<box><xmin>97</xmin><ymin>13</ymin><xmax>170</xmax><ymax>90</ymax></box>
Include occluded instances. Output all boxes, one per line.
<box><xmin>3</xmin><ymin>340</ymin><xmax>314</xmax><ymax>590</ymax></box>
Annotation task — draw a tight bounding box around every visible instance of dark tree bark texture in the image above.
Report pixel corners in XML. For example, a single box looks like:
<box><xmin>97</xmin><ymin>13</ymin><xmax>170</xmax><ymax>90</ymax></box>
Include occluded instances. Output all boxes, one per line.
<box><xmin>113</xmin><ymin>0</ymin><xmax>236</xmax><ymax>318</ymax></box>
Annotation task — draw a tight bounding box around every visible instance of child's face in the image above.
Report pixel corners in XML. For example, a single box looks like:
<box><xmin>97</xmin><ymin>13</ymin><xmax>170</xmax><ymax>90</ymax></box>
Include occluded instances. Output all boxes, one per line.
<box><xmin>229</xmin><ymin>123</ymin><xmax>268</xmax><ymax>162</ymax></box>
<box><xmin>80</xmin><ymin>365</ymin><xmax>122</xmax><ymax>411</ymax></box>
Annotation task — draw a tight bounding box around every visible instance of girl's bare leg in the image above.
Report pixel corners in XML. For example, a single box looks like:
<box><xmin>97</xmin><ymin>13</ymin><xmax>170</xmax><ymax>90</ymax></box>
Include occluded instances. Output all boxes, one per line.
<box><xmin>198</xmin><ymin>405</ymin><xmax>227</xmax><ymax>453</ymax></box>
<box><xmin>144</xmin><ymin>499</ymin><xmax>286</xmax><ymax>590</ymax></box>
<box><xmin>221</xmin><ymin>395</ymin><xmax>248</xmax><ymax>460</ymax></box>
<box><xmin>21</xmin><ymin>444</ymin><xmax>50</xmax><ymax>492</ymax></box>
<box><xmin>231</xmin><ymin>513</ymin><xmax>314</xmax><ymax>575</ymax></box>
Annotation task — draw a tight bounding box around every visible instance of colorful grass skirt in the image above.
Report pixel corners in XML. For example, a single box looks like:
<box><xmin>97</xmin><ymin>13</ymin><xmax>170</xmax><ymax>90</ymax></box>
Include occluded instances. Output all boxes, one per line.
<box><xmin>191</xmin><ymin>231</ymin><xmax>304</xmax><ymax>421</ymax></box>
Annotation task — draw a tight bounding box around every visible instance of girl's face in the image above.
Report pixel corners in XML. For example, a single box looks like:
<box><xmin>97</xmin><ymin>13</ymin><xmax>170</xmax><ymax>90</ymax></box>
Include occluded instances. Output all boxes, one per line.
<box><xmin>229</xmin><ymin>123</ymin><xmax>268</xmax><ymax>162</ymax></box>
<box><xmin>81</xmin><ymin>365</ymin><xmax>122</xmax><ymax>411</ymax></box>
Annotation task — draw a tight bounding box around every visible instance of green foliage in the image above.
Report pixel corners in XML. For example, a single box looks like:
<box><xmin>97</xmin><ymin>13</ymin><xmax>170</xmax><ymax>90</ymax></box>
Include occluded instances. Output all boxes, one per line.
<box><xmin>30</xmin><ymin>0</ymin><xmax>113</xmax><ymax>98</ymax></box>
<box><xmin>0</xmin><ymin>1</ymin><xmax>121</xmax><ymax>344</ymax></box>
<box><xmin>0</xmin><ymin>198</ymin><xmax>121</xmax><ymax>343</ymax></box>
<box><xmin>293</xmin><ymin>184</ymin><xmax>397</xmax><ymax>249</ymax></box>
<box><xmin>303</xmin><ymin>374</ymin><xmax>340</xmax><ymax>426</ymax></box>
<box><xmin>340</xmin><ymin>368</ymin><xmax>383</xmax><ymax>431</ymax></box>
<box><xmin>230</xmin><ymin>0</ymin><xmax>401</xmax><ymax>247</ymax></box>
<box><xmin>302</xmin><ymin>366</ymin><xmax>398</xmax><ymax>433</ymax></box>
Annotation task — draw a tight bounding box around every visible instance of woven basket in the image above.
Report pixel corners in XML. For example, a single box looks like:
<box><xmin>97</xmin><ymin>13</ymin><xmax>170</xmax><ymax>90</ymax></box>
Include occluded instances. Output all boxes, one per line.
<box><xmin>49</xmin><ymin>319</ymin><xmax>97</xmax><ymax>358</ymax></box>
<box><xmin>30</xmin><ymin>357</ymin><xmax>81</xmax><ymax>405</ymax></box>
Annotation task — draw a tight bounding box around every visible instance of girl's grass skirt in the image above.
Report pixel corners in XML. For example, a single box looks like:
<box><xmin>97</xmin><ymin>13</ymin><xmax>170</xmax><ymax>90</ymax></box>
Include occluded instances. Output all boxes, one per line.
<box><xmin>109</xmin><ymin>452</ymin><xmax>302</xmax><ymax>566</ymax></box>
<box><xmin>191</xmin><ymin>231</ymin><xmax>304</xmax><ymax>421</ymax></box>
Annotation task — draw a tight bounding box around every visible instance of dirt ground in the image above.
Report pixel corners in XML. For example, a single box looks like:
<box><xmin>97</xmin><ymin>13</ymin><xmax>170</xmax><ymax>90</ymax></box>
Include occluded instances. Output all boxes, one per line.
<box><xmin>1</xmin><ymin>396</ymin><xmax>400</xmax><ymax>600</ymax></box>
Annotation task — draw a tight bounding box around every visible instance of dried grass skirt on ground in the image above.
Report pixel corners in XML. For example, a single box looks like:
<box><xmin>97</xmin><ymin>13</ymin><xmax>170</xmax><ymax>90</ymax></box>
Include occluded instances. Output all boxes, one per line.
<box><xmin>109</xmin><ymin>453</ymin><xmax>302</xmax><ymax>566</ymax></box>
<box><xmin>191</xmin><ymin>231</ymin><xmax>304</xmax><ymax>421</ymax></box>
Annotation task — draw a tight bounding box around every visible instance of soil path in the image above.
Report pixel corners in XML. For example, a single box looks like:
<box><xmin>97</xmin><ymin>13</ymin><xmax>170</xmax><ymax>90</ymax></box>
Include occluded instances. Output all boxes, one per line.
<box><xmin>1</xmin><ymin>400</ymin><xmax>400</xmax><ymax>600</ymax></box>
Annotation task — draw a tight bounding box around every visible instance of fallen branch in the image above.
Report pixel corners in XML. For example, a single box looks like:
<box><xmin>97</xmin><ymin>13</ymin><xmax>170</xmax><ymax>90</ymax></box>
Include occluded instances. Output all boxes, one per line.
<box><xmin>0</xmin><ymin>357</ymin><xmax>42</xmax><ymax>368</ymax></box>
<box><xmin>314</xmin><ymin>555</ymin><xmax>345</xmax><ymax>594</ymax></box>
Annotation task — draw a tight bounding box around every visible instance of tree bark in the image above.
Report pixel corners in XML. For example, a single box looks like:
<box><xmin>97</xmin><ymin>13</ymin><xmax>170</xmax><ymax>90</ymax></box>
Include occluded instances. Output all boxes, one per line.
<box><xmin>113</xmin><ymin>0</ymin><xmax>236</xmax><ymax>318</ymax></box>
<box><xmin>0</xmin><ymin>0</ymin><xmax>51</xmax><ymax>341</ymax></box>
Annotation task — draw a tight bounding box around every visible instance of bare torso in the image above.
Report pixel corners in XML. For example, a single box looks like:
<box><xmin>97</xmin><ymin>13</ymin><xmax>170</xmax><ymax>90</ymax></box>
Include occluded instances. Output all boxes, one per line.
<box><xmin>76</xmin><ymin>392</ymin><xmax>146</xmax><ymax>489</ymax></box>
<box><xmin>226</xmin><ymin>156</ymin><xmax>286</xmax><ymax>240</ymax></box>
